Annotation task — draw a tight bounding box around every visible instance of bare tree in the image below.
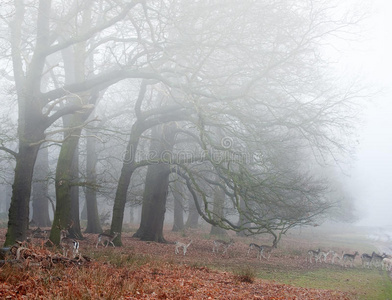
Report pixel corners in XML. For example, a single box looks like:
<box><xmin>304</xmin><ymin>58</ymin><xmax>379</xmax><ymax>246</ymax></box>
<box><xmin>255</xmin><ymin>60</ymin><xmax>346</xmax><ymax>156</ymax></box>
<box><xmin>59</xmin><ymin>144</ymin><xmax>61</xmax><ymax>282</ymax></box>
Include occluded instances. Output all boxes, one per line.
<box><xmin>0</xmin><ymin>0</ymin><xmax>363</xmax><ymax>246</ymax></box>
<box><xmin>2</xmin><ymin>0</ymin><xmax>166</xmax><ymax>245</ymax></box>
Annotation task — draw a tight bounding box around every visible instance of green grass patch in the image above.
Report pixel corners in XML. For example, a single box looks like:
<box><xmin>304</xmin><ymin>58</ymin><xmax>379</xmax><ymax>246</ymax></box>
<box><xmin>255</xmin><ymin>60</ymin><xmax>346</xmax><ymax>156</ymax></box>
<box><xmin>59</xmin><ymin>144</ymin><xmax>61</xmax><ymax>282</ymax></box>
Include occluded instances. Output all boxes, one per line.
<box><xmin>258</xmin><ymin>267</ymin><xmax>392</xmax><ymax>300</ymax></box>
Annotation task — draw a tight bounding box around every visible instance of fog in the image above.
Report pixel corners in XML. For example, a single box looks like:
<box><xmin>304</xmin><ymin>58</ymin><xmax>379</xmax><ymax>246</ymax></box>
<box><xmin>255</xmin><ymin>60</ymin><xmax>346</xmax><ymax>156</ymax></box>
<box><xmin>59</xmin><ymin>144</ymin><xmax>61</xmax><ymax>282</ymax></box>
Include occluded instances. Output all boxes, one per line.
<box><xmin>341</xmin><ymin>0</ymin><xmax>392</xmax><ymax>228</ymax></box>
<box><xmin>1</xmin><ymin>0</ymin><xmax>392</xmax><ymax>244</ymax></box>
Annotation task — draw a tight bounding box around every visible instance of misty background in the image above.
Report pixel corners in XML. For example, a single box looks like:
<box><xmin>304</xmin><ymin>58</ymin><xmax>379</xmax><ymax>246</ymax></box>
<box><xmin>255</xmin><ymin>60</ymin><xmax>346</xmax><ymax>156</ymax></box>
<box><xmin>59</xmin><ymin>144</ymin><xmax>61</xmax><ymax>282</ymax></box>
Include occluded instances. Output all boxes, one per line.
<box><xmin>343</xmin><ymin>0</ymin><xmax>392</xmax><ymax>229</ymax></box>
<box><xmin>0</xmin><ymin>0</ymin><xmax>391</xmax><ymax>245</ymax></box>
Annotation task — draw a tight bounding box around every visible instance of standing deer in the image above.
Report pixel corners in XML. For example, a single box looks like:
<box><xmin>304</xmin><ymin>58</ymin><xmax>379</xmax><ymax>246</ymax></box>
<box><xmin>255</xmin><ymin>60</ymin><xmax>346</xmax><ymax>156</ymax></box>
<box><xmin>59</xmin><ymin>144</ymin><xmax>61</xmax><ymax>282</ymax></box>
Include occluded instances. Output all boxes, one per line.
<box><xmin>259</xmin><ymin>243</ymin><xmax>277</xmax><ymax>260</ymax></box>
<box><xmin>96</xmin><ymin>232</ymin><xmax>120</xmax><ymax>248</ymax></box>
<box><xmin>307</xmin><ymin>248</ymin><xmax>320</xmax><ymax>263</ymax></box>
<box><xmin>57</xmin><ymin>221</ymin><xmax>79</xmax><ymax>258</ymax></box>
<box><xmin>342</xmin><ymin>251</ymin><xmax>359</xmax><ymax>268</ymax></box>
<box><xmin>212</xmin><ymin>239</ymin><xmax>234</xmax><ymax>254</ymax></box>
<box><xmin>60</xmin><ymin>229</ymin><xmax>79</xmax><ymax>258</ymax></box>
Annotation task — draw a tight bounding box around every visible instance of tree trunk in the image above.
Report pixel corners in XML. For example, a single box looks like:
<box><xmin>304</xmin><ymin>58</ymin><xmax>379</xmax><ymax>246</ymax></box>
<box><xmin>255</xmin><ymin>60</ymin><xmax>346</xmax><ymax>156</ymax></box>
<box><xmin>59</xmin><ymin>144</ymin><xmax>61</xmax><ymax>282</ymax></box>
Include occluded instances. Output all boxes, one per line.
<box><xmin>185</xmin><ymin>191</ymin><xmax>200</xmax><ymax>229</ymax></box>
<box><xmin>110</xmin><ymin>122</ymin><xmax>144</xmax><ymax>246</ymax></box>
<box><xmin>133</xmin><ymin>123</ymin><xmax>177</xmax><ymax>242</ymax></box>
<box><xmin>50</xmin><ymin>116</ymin><xmax>85</xmax><ymax>245</ymax></box>
<box><xmin>69</xmin><ymin>145</ymin><xmax>82</xmax><ymax>238</ymax></box>
<box><xmin>84</xmin><ymin>131</ymin><xmax>102</xmax><ymax>233</ymax></box>
<box><xmin>236</xmin><ymin>196</ymin><xmax>252</xmax><ymax>237</ymax></box>
<box><xmin>172</xmin><ymin>180</ymin><xmax>184</xmax><ymax>232</ymax></box>
<box><xmin>31</xmin><ymin>145</ymin><xmax>51</xmax><ymax>227</ymax></box>
<box><xmin>5</xmin><ymin>142</ymin><xmax>42</xmax><ymax>245</ymax></box>
<box><xmin>210</xmin><ymin>185</ymin><xmax>227</xmax><ymax>236</ymax></box>
<box><xmin>5</xmin><ymin>100</ymin><xmax>45</xmax><ymax>245</ymax></box>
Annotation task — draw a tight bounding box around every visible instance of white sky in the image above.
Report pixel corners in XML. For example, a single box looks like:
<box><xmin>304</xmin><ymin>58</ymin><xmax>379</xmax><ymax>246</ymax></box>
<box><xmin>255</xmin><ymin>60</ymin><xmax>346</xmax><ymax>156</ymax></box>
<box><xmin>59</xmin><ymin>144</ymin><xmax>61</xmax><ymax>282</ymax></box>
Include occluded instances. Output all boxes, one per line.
<box><xmin>342</xmin><ymin>0</ymin><xmax>392</xmax><ymax>227</ymax></box>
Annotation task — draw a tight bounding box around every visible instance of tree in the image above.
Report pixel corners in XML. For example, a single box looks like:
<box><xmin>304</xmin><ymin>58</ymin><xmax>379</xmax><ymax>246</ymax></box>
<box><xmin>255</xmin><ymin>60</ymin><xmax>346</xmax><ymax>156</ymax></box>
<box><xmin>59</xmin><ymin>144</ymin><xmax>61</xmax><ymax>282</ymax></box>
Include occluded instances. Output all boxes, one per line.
<box><xmin>83</xmin><ymin>123</ymin><xmax>103</xmax><ymax>233</ymax></box>
<box><xmin>171</xmin><ymin>179</ymin><xmax>185</xmax><ymax>232</ymax></box>
<box><xmin>127</xmin><ymin>0</ymin><xmax>362</xmax><ymax>243</ymax></box>
<box><xmin>0</xmin><ymin>0</ymin><xmax>362</xmax><ymax>246</ymax></box>
<box><xmin>133</xmin><ymin>123</ymin><xmax>177</xmax><ymax>242</ymax></box>
<box><xmin>2</xmin><ymin>0</ymin><xmax>165</xmax><ymax>245</ymax></box>
<box><xmin>109</xmin><ymin>82</ymin><xmax>192</xmax><ymax>245</ymax></box>
<box><xmin>31</xmin><ymin>145</ymin><xmax>51</xmax><ymax>227</ymax></box>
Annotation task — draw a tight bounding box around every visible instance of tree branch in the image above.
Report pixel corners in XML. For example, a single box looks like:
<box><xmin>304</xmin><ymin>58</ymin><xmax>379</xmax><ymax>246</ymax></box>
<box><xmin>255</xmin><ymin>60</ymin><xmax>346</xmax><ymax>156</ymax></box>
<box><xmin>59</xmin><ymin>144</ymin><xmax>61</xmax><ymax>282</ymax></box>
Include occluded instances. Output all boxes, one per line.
<box><xmin>0</xmin><ymin>146</ymin><xmax>18</xmax><ymax>159</ymax></box>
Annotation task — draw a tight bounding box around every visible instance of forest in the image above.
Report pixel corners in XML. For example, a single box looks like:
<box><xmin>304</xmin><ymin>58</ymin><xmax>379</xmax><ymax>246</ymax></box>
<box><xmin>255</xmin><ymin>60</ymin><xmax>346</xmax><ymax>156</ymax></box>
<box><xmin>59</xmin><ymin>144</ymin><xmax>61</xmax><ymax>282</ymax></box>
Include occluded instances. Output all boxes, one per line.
<box><xmin>0</xmin><ymin>0</ymin><xmax>363</xmax><ymax>251</ymax></box>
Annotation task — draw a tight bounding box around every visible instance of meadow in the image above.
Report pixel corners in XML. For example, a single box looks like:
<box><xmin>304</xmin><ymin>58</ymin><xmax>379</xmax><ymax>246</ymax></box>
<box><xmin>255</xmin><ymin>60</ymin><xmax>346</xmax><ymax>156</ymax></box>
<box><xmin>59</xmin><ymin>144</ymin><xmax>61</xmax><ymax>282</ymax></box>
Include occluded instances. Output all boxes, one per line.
<box><xmin>0</xmin><ymin>224</ymin><xmax>391</xmax><ymax>299</ymax></box>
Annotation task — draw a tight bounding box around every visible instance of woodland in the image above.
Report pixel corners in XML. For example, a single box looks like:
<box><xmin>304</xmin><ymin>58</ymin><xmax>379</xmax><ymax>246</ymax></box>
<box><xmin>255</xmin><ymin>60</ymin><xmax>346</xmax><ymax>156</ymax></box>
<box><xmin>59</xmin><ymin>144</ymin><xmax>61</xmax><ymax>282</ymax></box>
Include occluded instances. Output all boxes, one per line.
<box><xmin>0</xmin><ymin>0</ymin><xmax>363</xmax><ymax>255</ymax></box>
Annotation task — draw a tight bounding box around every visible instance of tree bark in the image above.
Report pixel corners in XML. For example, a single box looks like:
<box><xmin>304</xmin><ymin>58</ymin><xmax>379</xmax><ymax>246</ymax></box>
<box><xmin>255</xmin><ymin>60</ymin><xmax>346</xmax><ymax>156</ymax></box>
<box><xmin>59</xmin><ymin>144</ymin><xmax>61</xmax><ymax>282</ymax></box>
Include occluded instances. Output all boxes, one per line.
<box><xmin>84</xmin><ymin>131</ymin><xmax>102</xmax><ymax>233</ymax></box>
<box><xmin>185</xmin><ymin>191</ymin><xmax>200</xmax><ymax>229</ymax></box>
<box><xmin>85</xmin><ymin>130</ymin><xmax>102</xmax><ymax>233</ymax></box>
<box><xmin>5</xmin><ymin>142</ymin><xmax>42</xmax><ymax>245</ymax></box>
<box><xmin>50</xmin><ymin>121</ymin><xmax>84</xmax><ymax>245</ymax></box>
<box><xmin>210</xmin><ymin>185</ymin><xmax>227</xmax><ymax>236</ymax></box>
<box><xmin>171</xmin><ymin>180</ymin><xmax>184</xmax><ymax>232</ymax></box>
<box><xmin>109</xmin><ymin>124</ymin><xmax>142</xmax><ymax>246</ymax></box>
<box><xmin>69</xmin><ymin>145</ymin><xmax>82</xmax><ymax>238</ymax></box>
<box><xmin>31</xmin><ymin>145</ymin><xmax>51</xmax><ymax>227</ymax></box>
<box><xmin>4</xmin><ymin>0</ymin><xmax>49</xmax><ymax>246</ymax></box>
<box><xmin>236</xmin><ymin>196</ymin><xmax>251</xmax><ymax>237</ymax></box>
<box><xmin>133</xmin><ymin>123</ymin><xmax>177</xmax><ymax>242</ymax></box>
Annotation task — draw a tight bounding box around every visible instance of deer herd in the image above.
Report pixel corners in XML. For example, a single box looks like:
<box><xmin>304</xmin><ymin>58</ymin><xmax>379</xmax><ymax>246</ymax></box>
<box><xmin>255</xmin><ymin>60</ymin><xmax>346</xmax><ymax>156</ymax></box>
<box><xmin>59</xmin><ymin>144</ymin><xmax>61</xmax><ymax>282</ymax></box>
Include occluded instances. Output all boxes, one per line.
<box><xmin>306</xmin><ymin>247</ymin><xmax>392</xmax><ymax>270</ymax></box>
<box><xmin>25</xmin><ymin>227</ymin><xmax>392</xmax><ymax>271</ymax></box>
<box><xmin>25</xmin><ymin>226</ymin><xmax>120</xmax><ymax>259</ymax></box>
<box><xmin>174</xmin><ymin>237</ymin><xmax>392</xmax><ymax>271</ymax></box>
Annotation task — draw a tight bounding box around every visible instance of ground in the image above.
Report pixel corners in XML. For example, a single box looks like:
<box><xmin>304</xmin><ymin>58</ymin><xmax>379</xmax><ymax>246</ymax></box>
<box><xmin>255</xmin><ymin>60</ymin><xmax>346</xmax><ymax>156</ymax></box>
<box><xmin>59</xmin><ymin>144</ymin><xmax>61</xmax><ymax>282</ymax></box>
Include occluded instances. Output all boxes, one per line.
<box><xmin>0</xmin><ymin>224</ymin><xmax>391</xmax><ymax>299</ymax></box>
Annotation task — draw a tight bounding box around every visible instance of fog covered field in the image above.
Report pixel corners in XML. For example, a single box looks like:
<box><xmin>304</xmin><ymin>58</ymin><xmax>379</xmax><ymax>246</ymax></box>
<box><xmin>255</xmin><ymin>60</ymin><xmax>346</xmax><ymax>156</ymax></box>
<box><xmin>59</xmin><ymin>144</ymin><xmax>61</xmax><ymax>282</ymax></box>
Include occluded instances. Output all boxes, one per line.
<box><xmin>1</xmin><ymin>223</ymin><xmax>392</xmax><ymax>299</ymax></box>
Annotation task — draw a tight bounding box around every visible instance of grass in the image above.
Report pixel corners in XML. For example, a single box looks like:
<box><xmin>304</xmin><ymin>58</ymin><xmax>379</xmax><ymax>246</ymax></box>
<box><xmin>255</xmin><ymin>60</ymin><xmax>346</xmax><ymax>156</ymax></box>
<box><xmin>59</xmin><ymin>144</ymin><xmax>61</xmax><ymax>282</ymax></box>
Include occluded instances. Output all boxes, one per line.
<box><xmin>251</xmin><ymin>225</ymin><xmax>392</xmax><ymax>300</ymax></box>
<box><xmin>257</xmin><ymin>266</ymin><xmax>392</xmax><ymax>300</ymax></box>
<box><xmin>232</xmin><ymin>265</ymin><xmax>257</xmax><ymax>283</ymax></box>
<box><xmin>2</xmin><ymin>224</ymin><xmax>391</xmax><ymax>299</ymax></box>
<box><xmin>90</xmin><ymin>248</ymin><xmax>153</xmax><ymax>268</ymax></box>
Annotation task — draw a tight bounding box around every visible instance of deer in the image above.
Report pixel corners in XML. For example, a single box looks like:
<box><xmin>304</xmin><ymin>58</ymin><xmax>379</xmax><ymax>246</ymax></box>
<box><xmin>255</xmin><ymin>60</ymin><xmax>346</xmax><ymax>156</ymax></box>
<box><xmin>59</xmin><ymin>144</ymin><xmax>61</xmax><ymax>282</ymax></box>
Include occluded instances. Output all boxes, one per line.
<box><xmin>330</xmin><ymin>250</ymin><xmax>343</xmax><ymax>264</ymax></box>
<box><xmin>371</xmin><ymin>251</ymin><xmax>387</xmax><ymax>268</ymax></box>
<box><xmin>57</xmin><ymin>221</ymin><xmax>79</xmax><ymax>258</ymax></box>
<box><xmin>361</xmin><ymin>253</ymin><xmax>372</xmax><ymax>268</ymax></box>
<box><xmin>95</xmin><ymin>232</ymin><xmax>120</xmax><ymax>248</ymax></box>
<box><xmin>60</xmin><ymin>229</ymin><xmax>79</xmax><ymax>258</ymax></box>
<box><xmin>318</xmin><ymin>250</ymin><xmax>334</xmax><ymax>263</ymax></box>
<box><xmin>247</xmin><ymin>241</ymin><xmax>277</xmax><ymax>260</ymax></box>
<box><xmin>306</xmin><ymin>248</ymin><xmax>320</xmax><ymax>263</ymax></box>
<box><xmin>174</xmin><ymin>240</ymin><xmax>192</xmax><ymax>255</ymax></box>
<box><xmin>258</xmin><ymin>241</ymin><xmax>277</xmax><ymax>260</ymax></box>
<box><xmin>212</xmin><ymin>239</ymin><xmax>234</xmax><ymax>254</ymax></box>
<box><xmin>342</xmin><ymin>251</ymin><xmax>359</xmax><ymax>268</ymax></box>
<box><xmin>247</xmin><ymin>243</ymin><xmax>262</xmax><ymax>259</ymax></box>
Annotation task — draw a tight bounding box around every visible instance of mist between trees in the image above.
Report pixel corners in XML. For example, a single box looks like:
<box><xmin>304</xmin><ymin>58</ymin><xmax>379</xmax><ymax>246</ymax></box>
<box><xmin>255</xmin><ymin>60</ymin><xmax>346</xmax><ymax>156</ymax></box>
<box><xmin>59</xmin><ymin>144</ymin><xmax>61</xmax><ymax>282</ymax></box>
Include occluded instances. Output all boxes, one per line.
<box><xmin>0</xmin><ymin>0</ymin><xmax>366</xmax><ymax>246</ymax></box>
<box><xmin>122</xmin><ymin>141</ymin><xmax>258</xmax><ymax>165</ymax></box>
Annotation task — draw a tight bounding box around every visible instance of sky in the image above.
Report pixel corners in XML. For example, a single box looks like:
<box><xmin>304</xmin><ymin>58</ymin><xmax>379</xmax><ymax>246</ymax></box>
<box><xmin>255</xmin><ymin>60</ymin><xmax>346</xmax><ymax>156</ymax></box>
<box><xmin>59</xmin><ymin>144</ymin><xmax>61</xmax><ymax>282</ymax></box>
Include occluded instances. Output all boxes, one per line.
<box><xmin>341</xmin><ymin>0</ymin><xmax>392</xmax><ymax>227</ymax></box>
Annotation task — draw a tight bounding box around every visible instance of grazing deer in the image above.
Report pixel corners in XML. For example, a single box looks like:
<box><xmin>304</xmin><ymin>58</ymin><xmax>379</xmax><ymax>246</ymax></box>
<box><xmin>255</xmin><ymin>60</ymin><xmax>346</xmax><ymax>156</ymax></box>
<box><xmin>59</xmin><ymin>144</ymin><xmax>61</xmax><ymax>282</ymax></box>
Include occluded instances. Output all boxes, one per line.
<box><xmin>342</xmin><ymin>251</ymin><xmax>359</xmax><ymax>267</ymax></box>
<box><xmin>259</xmin><ymin>243</ymin><xmax>277</xmax><ymax>260</ymax></box>
<box><xmin>361</xmin><ymin>253</ymin><xmax>372</xmax><ymax>268</ymax></box>
<box><xmin>306</xmin><ymin>248</ymin><xmax>320</xmax><ymax>263</ymax></box>
<box><xmin>212</xmin><ymin>239</ymin><xmax>234</xmax><ymax>254</ymax></box>
<box><xmin>174</xmin><ymin>240</ymin><xmax>192</xmax><ymax>255</ymax></box>
<box><xmin>96</xmin><ymin>232</ymin><xmax>119</xmax><ymax>248</ymax></box>
<box><xmin>247</xmin><ymin>243</ymin><xmax>262</xmax><ymax>259</ymax></box>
